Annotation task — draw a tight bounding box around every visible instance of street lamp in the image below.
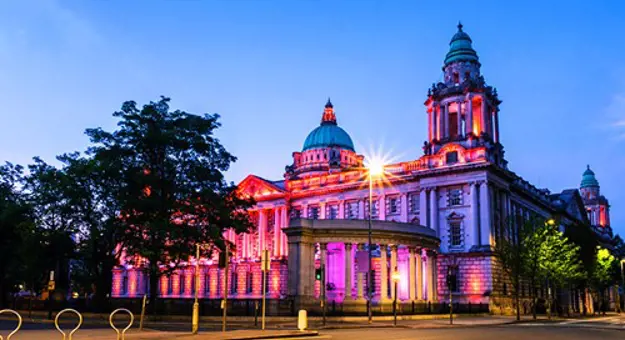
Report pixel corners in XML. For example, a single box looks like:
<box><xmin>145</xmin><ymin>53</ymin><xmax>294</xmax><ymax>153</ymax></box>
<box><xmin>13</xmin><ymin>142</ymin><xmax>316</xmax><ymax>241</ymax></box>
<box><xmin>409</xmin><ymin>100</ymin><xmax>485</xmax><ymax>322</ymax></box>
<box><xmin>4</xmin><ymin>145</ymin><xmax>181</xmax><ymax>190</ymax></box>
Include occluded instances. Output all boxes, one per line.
<box><xmin>366</xmin><ymin>157</ymin><xmax>384</xmax><ymax>324</ymax></box>
<box><xmin>392</xmin><ymin>269</ymin><xmax>401</xmax><ymax>327</ymax></box>
<box><xmin>192</xmin><ymin>244</ymin><xmax>202</xmax><ymax>334</ymax></box>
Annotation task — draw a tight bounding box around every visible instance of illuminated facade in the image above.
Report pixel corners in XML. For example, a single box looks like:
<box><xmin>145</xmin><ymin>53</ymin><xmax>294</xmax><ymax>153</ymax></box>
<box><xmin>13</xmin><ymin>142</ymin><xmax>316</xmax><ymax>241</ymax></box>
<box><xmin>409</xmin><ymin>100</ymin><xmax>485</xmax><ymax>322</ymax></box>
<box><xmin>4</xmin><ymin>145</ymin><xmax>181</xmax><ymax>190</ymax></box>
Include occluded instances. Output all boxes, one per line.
<box><xmin>112</xmin><ymin>24</ymin><xmax>613</xmax><ymax>312</ymax></box>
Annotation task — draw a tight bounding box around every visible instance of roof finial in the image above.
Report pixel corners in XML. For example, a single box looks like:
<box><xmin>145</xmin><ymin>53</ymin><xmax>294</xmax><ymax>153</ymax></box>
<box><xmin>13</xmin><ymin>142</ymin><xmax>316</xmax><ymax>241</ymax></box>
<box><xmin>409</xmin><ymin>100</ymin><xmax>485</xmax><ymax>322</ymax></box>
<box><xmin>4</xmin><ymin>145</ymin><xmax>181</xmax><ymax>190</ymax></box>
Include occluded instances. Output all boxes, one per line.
<box><xmin>457</xmin><ymin>21</ymin><xmax>463</xmax><ymax>31</ymax></box>
<box><xmin>322</xmin><ymin>98</ymin><xmax>336</xmax><ymax>124</ymax></box>
<box><xmin>587</xmin><ymin>164</ymin><xmax>590</xmax><ymax>170</ymax></box>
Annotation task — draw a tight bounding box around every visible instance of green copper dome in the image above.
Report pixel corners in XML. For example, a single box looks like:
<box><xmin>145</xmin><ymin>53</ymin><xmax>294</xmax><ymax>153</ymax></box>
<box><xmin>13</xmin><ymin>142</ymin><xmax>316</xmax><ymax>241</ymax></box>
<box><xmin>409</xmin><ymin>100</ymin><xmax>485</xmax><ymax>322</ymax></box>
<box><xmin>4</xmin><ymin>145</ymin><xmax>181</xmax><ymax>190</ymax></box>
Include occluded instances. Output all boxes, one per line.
<box><xmin>581</xmin><ymin>165</ymin><xmax>599</xmax><ymax>188</ymax></box>
<box><xmin>302</xmin><ymin>124</ymin><xmax>355</xmax><ymax>152</ymax></box>
<box><xmin>444</xmin><ymin>23</ymin><xmax>479</xmax><ymax>67</ymax></box>
<box><xmin>302</xmin><ymin>99</ymin><xmax>355</xmax><ymax>152</ymax></box>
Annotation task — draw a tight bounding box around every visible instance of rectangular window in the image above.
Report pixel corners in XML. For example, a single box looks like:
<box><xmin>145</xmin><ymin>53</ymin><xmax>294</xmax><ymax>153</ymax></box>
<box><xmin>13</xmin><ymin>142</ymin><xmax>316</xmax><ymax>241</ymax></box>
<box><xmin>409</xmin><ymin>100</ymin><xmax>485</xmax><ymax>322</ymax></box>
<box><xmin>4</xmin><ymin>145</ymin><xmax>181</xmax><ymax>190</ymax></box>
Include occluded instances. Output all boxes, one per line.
<box><xmin>308</xmin><ymin>206</ymin><xmax>319</xmax><ymax>220</ymax></box>
<box><xmin>327</xmin><ymin>204</ymin><xmax>339</xmax><ymax>220</ymax></box>
<box><xmin>346</xmin><ymin>201</ymin><xmax>359</xmax><ymax>219</ymax></box>
<box><xmin>387</xmin><ymin>196</ymin><xmax>400</xmax><ymax>215</ymax></box>
<box><xmin>366</xmin><ymin>200</ymin><xmax>379</xmax><ymax>219</ymax></box>
<box><xmin>449</xmin><ymin>221</ymin><xmax>462</xmax><ymax>247</ymax></box>
<box><xmin>449</xmin><ymin>188</ymin><xmax>463</xmax><ymax>206</ymax></box>
<box><xmin>409</xmin><ymin>193</ymin><xmax>420</xmax><ymax>213</ymax></box>
<box><xmin>446</xmin><ymin>151</ymin><xmax>459</xmax><ymax>164</ymax></box>
<box><xmin>291</xmin><ymin>208</ymin><xmax>301</xmax><ymax>219</ymax></box>
<box><xmin>205</xmin><ymin>273</ymin><xmax>210</xmax><ymax>294</ymax></box>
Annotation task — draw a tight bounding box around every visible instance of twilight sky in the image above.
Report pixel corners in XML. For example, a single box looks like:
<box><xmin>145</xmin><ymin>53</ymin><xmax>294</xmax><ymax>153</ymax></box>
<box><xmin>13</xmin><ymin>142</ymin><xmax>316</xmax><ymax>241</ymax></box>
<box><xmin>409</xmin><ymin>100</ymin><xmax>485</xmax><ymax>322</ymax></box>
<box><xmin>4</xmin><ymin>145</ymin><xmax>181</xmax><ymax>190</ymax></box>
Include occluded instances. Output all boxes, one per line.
<box><xmin>0</xmin><ymin>0</ymin><xmax>623</xmax><ymax>235</ymax></box>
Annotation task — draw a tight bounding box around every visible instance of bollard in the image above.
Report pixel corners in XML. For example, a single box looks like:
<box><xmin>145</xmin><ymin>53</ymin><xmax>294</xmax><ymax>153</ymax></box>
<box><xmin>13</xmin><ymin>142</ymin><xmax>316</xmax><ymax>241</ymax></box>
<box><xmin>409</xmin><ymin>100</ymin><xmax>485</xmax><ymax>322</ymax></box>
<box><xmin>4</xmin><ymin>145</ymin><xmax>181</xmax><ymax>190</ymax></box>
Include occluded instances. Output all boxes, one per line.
<box><xmin>297</xmin><ymin>309</ymin><xmax>308</xmax><ymax>331</ymax></box>
<box><xmin>54</xmin><ymin>309</ymin><xmax>83</xmax><ymax>340</ymax></box>
<box><xmin>0</xmin><ymin>309</ymin><xmax>22</xmax><ymax>340</ymax></box>
<box><xmin>109</xmin><ymin>308</ymin><xmax>134</xmax><ymax>340</ymax></box>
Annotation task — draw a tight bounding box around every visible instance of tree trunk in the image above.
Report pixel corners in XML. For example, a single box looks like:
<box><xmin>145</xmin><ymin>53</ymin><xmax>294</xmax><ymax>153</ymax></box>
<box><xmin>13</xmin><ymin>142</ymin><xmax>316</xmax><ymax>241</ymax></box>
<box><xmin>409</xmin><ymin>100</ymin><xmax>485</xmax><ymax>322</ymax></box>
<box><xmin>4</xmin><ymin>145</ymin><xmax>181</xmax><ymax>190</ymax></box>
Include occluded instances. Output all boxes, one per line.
<box><xmin>515</xmin><ymin>281</ymin><xmax>521</xmax><ymax>321</ymax></box>
<box><xmin>531</xmin><ymin>281</ymin><xmax>537</xmax><ymax>320</ymax></box>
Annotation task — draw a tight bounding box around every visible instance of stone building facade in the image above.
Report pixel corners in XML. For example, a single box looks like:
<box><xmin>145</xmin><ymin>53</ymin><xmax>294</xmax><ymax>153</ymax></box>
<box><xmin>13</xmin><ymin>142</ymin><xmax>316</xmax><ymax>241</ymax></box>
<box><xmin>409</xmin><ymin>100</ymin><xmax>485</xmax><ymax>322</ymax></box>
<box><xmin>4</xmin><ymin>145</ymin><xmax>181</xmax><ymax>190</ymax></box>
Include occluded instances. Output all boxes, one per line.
<box><xmin>112</xmin><ymin>24</ymin><xmax>614</xmax><ymax>312</ymax></box>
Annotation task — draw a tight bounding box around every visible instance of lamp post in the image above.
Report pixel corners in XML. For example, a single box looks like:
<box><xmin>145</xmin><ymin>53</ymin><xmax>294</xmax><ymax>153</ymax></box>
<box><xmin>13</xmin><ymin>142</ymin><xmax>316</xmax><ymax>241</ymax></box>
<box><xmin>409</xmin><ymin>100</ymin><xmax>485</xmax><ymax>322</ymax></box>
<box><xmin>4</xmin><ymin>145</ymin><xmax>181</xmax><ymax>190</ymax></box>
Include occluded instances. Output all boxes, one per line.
<box><xmin>192</xmin><ymin>244</ymin><xmax>202</xmax><ymax>334</ymax></box>
<box><xmin>392</xmin><ymin>269</ymin><xmax>401</xmax><ymax>327</ymax></box>
<box><xmin>366</xmin><ymin>159</ymin><xmax>384</xmax><ymax>324</ymax></box>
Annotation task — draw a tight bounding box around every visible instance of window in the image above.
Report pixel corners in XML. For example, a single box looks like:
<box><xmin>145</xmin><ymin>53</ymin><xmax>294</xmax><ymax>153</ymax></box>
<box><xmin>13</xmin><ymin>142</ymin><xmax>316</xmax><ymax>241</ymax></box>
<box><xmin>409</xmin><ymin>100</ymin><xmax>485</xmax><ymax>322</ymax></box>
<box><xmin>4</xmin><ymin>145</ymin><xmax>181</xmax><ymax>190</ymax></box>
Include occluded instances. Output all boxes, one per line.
<box><xmin>365</xmin><ymin>199</ymin><xmax>379</xmax><ymax>219</ymax></box>
<box><xmin>291</xmin><ymin>208</ymin><xmax>301</xmax><ymax>219</ymax></box>
<box><xmin>308</xmin><ymin>206</ymin><xmax>320</xmax><ymax>220</ymax></box>
<box><xmin>205</xmin><ymin>273</ymin><xmax>211</xmax><ymax>295</ymax></box>
<box><xmin>387</xmin><ymin>197</ymin><xmax>400</xmax><ymax>215</ymax></box>
<box><xmin>449</xmin><ymin>188</ymin><xmax>463</xmax><ymax>206</ymax></box>
<box><xmin>231</xmin><ymin>272</ymin><xmax>238</xmax><ymax>294</ymax></box>
<box><xmin>453</xmin><ymin>72</ymin><xmax>459</xmax><ymax>83</ymax></box>
<box><xmin>247</xmin><ymin>272</ymin><xmax>253</xmax><ymax>294</ymax></box>
<box><xmin>121</xmin><ymin>275</ymin><xmax>128</xmax><ymax>295</ymax></box>
<box><xmin>465</xmin><ymin>71</ymin><xmax>470</xmax><ymax>81</ymax></box>
<box><xmin>190</xmin><ymin>273</ymin><xmax>196</xmax><ymax>296</ymax></box>
<box><xmin>449</xmin><ymin>220</ymin><xmax>462</xmax><ymax>247</ymax></box>
<box><xmin>327</xmin><ymin>204</ymin><xmax>339</xmax><ymax>220</ymax></box>
<box><xmin>446</xmin><ymin>151</ymin><xmax>458</xmax><ymax>164</ymax></box>
<box><xmin>346</xmin><ymin>201</ymin><xmax>359</xmax><ymax>219</ymax></box>
<box><xmin>167</xmin><ymin>276</ymin><xmax>174</xmax><ymax>295</ymax></box>
<box><xmin>409</xmin><ymin>193</ymin><xmax>420</xmax><ymax>213</ymax></box>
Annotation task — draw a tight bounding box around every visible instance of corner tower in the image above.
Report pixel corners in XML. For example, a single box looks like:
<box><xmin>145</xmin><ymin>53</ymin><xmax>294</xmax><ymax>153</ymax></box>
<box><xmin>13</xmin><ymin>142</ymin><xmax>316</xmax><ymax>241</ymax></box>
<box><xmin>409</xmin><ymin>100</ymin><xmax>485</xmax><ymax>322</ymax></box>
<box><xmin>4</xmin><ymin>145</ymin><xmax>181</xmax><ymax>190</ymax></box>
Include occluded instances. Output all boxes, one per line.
<box><xmin>580</xmin><ymin>165</ymin><xmax>611</xmax><ymax>230</ymax></box>
<box><xmin>423</xmin><ymin>23</ymin><xmax>505</xmax><ymax>168</ymax></box>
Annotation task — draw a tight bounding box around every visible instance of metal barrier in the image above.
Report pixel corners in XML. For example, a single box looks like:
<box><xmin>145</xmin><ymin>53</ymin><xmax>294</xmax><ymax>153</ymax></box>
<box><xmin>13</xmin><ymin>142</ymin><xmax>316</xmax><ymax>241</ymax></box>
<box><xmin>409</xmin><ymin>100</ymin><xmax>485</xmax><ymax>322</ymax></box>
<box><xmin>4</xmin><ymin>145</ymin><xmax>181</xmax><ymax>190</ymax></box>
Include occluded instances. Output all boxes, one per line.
<box><xmin>54</xmin><ymin>308</ymin><xmax>83</xmax><ymax>340</ymax></box>
<box><xmin>0</xmin><ymin>309</ymin><xmax>22</xmax><ymax>340</ymax></box>
<box><xmin>109</xmin><ymin>308</ymin><xmax>134</xmax><ymax>340</ymax></box>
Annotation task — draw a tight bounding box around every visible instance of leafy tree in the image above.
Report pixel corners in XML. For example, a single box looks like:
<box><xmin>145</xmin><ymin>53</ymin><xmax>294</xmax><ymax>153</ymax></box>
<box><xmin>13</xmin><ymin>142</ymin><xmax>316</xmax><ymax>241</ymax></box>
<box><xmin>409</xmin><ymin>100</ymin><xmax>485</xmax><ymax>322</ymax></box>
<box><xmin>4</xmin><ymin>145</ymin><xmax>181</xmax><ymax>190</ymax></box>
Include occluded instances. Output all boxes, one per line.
<box><xmin>536</xmin><ymin>221</ymin><xmax>583</xmax><ymax>318</ymax></box>
<box><xmin>24</xmin><ymin>157</ymin><xmax>78</xmax><ymax>294</ymax></box>
<box><xmin>57</xmin><ymin>153</ymin><xmax>126</xmax><ymax>310</ymax></box>
<box><xmin>590</xmin><ymin>247</ymin><xmax>618</xmax><ymax>314</ymax></box>
<box><xmin>85</xmin><ymin>97</ymin><xmax>253</xmax><ymax>311</ymax></box>
<box><xmin>565</xmin><ymin>222</ymin><xmax>600</xmax><ymax>315</ymax></box>
<box><xmin>0</xmin><ymin>163</ymin><xmax>34</xmax><ymax>307</ymax></box>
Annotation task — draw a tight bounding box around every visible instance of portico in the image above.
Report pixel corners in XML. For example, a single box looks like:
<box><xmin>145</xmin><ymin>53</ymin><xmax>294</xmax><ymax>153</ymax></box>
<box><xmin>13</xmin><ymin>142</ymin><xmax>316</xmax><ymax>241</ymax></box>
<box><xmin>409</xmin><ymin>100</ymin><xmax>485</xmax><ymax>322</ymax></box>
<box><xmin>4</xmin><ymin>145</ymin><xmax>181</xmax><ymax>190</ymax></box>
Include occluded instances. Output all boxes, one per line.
<box><xmin>284</xmin><ymin>218</ymin><xmax>440</xmax><ymax>311</ymax></box>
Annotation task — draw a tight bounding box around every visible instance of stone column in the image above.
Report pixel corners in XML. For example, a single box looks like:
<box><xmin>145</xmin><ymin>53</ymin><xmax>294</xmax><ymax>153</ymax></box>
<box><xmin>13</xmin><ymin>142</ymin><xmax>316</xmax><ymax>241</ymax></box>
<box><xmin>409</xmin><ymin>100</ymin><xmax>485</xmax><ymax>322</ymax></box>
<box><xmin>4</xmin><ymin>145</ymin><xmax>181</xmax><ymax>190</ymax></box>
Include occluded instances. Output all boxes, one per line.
<box><xmin>436</xmin><ymin>105</ymin><xmax>441</xmax><ymax>140</ymax></box>
<box><xmin>259</xmin><ymin>209</ymin><xmax>267</xmax><ymax>255</ymax></box>
<box><xmin>428</xmin><ymin>106</ymin><xmax>433</xmax><ymax>141</ymax></box>
<box><xmin>357</xmin><ymin>244</ymin><xmax>365</xmax><ymax>300</ymax></box>
<box><xmin>443</xmin><ymin>102</ymin><xmax>449</xmax><ymax>139</ymax></box>
<box><xmin>345</xmin><ymin>243</ymin><xmax>353</xmax><ymax>300</ymax></box>
<box><xmin>481</xmin><ymin>98</ymin><xmax>488</xmax><ymax>136</ymax></box>
<box><xmin>281</xmin><ymin>207</ymin><xmax>288</xmax><ymax>257</ymax></box>
<box><xmin>466</xmin><ymin>96</ymin><xmax>473</xmax><ymax>136</ymax></box>
<box><xmin>429</xmin><ymin>188</ymin><xmax>438</xmax><ymax>235</ymax></box>
<box><xmin>457</xmin><ymin>101</ymin><xmax>463</xmax><ymax>137</ymax></box>
<box><xmin>409</xmin><ymin>247</ymin><xmax>416</xmax><ymax>301</ymax></box>
<box><xmin>416</xmin><ymin>250</ymin><xmax>423</xmax><ymax>300</ymax></box>
<box><xmin>379</xmin><ymin>194</ymin><xmax>386</xmax><ymax>221</ymax></box>
<box><xmin>400</xmin><ymin>193</ymin><xmax>408</xmax><ymax>222</ymax></box>
<box><xmin>358</xmin><ymin>199</ymin><xmax>365</xmax><ymax>219</ymax></box>
<box><xmin>419</xmin><ymin>188</ymin><xmax>428</xmax><ymax>227</ymax></box>
<box><xmin>494</xmin><ymin>111</ymin><xmax>500</xmax><ymax>143</ymax></box>
<box><xmin>479</xmin><ymin>181</ymin><xmax>492</xmax><ymax>247</ymax></box>
<box><xmin>274</xmin><ymin>208</ymin><xmax>281</xmax><ymax>257</ymax></box>
<box><xmin>431</xmin><ymin>253</ymin><xmax>438</xmax><ymax>301</ymax></box>
<box><xmin>426</xmin><ymin>252</ymin><xmax>434</xmax><ymax>301</ymax></box>
<box><xmin>471</xmin><ymin>182</ymin><xmax>480</xmax><ymax>247</ymax></box>
<box><xmin>288</xmin><ymin>241</ymin><xmax>315</xmax><ymax>303</ymax></box>
<box><xmin>380</xmin><ymin>244</ymin><xmax>388</xmax><ymax>301</ymax></box>
<box><xmin>390</xmin><ymin>245</ymin><xmax>398</xmax><ymax>300</ymax></box>
<box><xmin>319</xmin><ymin>202</ymin><xmax>326</xmax><ymax>219</ymax></box>
<box><xmin>338</xmin><ymin>201</ymin><xmax>345</xmax><ymax>219</ymax></box>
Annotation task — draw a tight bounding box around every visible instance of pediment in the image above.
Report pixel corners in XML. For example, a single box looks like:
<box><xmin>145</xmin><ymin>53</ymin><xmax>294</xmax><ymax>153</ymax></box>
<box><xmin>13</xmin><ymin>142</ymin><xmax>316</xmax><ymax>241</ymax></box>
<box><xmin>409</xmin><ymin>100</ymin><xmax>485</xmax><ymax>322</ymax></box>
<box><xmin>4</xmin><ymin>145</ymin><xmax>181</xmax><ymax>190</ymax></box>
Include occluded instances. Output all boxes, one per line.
<box><xmin>237</xmin><ymin>175</ymin><xmax>286</xmax><ymax>199</ymax></box>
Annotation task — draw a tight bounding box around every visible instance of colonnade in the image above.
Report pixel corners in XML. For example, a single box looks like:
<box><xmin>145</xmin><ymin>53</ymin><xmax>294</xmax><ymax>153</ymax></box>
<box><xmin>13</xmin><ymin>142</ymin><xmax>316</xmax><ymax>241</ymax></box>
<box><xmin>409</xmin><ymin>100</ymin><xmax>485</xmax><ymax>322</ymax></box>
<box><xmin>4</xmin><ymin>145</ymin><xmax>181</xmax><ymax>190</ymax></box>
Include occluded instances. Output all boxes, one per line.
<box><xmin>316</xmin><ymin>242</ymin><xmax>438</xmax><ymax>303</ymax></box>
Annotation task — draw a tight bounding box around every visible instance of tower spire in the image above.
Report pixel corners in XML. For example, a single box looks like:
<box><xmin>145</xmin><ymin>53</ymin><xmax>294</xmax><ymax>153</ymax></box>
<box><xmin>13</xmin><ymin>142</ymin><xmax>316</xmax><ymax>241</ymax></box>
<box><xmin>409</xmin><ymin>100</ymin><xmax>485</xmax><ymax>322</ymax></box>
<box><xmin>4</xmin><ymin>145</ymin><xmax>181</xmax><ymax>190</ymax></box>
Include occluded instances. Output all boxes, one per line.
<box><xmin>457</xmin><ymin>21</ymin><xmax>463</xmax><ymax>31</ymax></box>
<box><xmin>321</xmin><ymin>98</ymin><xmax>337</xmax><ymax>125</ymax></box>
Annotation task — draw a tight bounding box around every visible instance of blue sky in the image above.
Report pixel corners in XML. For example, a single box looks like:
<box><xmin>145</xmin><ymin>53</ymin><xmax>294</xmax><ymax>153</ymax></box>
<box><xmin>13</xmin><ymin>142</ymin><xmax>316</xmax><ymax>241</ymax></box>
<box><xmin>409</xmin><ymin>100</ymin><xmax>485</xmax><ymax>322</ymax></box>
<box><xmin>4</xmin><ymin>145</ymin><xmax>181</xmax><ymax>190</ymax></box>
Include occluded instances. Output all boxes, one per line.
<box><xmin>0</xmin><ymin>0</ymin><xmax>623</xmax><ymax>235</ymax></box>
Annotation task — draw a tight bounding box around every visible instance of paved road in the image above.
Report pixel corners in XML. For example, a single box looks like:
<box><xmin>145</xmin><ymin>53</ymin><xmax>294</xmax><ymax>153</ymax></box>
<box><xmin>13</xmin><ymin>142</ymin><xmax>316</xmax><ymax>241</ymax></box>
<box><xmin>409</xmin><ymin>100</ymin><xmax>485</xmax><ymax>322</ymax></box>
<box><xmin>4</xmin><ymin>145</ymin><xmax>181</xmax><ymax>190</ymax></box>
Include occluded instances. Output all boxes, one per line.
<box><xmin>319</xmin><ymin>326</ymin><xmax>624</xmax><ymax>340</ymax></box>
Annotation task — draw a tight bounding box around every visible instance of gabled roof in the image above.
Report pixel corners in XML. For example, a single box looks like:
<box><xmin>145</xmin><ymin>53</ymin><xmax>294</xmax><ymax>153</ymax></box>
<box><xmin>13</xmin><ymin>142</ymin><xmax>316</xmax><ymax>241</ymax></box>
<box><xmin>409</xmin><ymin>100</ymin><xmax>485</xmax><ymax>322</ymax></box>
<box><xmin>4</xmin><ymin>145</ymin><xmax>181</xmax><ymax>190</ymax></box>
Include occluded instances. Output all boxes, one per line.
<box><xmin>550</xmin><ymin>189</ymin><xmax>589</xmax><ymax>224</ymax></box>
<box><xmin>237</xmin><ymin>175</ymin><xmax>287</xmax><ymax>200</ymax></box>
